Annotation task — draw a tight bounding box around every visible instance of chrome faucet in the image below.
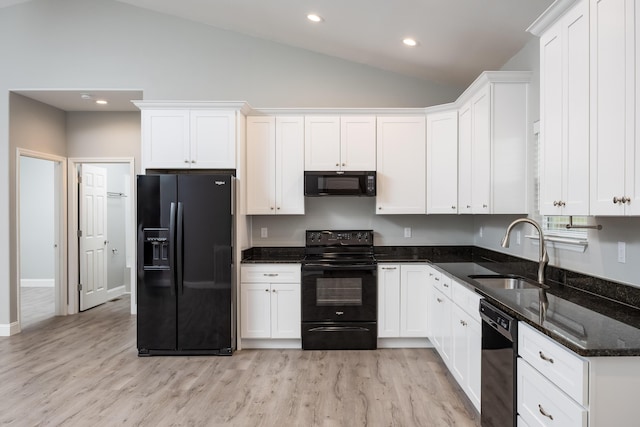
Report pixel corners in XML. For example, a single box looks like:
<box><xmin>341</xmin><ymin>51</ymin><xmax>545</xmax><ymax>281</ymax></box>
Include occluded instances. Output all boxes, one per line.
<box><xmin>501</xmin><ymin>218</ymin><xmax>548</xmax><ymax>285</ymax></box>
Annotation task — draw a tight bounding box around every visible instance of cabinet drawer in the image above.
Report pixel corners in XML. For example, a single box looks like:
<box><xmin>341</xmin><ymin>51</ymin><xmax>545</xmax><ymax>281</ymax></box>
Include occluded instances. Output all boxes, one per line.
<box><xmin>518</xmin><ymin>358</ymin><xmax>587</xmax><ymax>427</ymax></box>
<box><xmin>451</xmin><ymin>279</ymin><xmax>482</xmax><ymax>322</ymax></box>
<box><xmin>241</xmin><ymin>264</ymin><xmax>301</xmax><ymax>283</ymax></box>
<box><xmin>518</xmin><ymin>322</ymin><xmax>588</xmax><ymax>405</ymax></box>
<box><xmin>433</xmin><ymin>272</ymin><xmax>452</xmax><ymax>298</ymax></box>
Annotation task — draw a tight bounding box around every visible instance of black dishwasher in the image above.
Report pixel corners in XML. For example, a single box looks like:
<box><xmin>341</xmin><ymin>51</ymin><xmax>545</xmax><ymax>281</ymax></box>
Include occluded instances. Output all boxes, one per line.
<box><xmin>479</xmin><ymin>299</ymin><xmax>518</xmax><ymax>427</ymax></box>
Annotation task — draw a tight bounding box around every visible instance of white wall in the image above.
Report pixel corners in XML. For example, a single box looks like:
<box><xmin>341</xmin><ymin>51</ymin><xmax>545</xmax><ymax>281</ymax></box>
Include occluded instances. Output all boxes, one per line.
<box><xmin>475</xmin><ymin>39</ymin><xmax>640</xmax><ymax>289</ymax></box>
<box><xmin>0</xmin><ymin>0</ymin><xmax>464</xmax><ymax>325</ymax></box>
<box><xmin>19</xmin><ymin>156</ymin><xmax>55</xmax><ymax>285</ymax></box>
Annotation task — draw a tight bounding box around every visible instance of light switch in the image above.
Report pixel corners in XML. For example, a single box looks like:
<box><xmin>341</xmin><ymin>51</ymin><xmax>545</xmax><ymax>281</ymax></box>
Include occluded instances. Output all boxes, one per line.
<box><xmin>404</xmin><ymin>227</ymin><xmax>412</xmax><ymax>238</ymax></box>
<box><xmin>261</xmin><ymin>227</ymin><xmax>268</xmax><ymax>238</ymax></box>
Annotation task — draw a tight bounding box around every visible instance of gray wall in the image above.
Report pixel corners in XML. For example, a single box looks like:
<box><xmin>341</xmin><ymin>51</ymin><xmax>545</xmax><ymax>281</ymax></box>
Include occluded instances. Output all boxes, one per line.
<box><xmin>0</xmin><ymin>0</ymin><xmax>463</xmax><ymax>324</ymax></box>
<box><xmin>19</xmin><ymin>156</ymin><xmax>55</xmax><ymax>284</ymax></box>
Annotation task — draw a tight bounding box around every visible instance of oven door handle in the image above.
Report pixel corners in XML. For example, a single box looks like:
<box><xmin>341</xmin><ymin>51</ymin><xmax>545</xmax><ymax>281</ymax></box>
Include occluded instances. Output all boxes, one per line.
<box><xmin>302</xmin><ymin>263</ymin><xmax>377</xmax><ymax>271</ymax></box>
<box><xmin>308</xmin><ymin>326</ymin><xmax>372</xmax><ymax>332</ymax></box>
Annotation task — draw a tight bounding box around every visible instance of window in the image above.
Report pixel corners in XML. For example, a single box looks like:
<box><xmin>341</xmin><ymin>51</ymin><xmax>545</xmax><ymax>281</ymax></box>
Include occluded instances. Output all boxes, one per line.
<box><xmin>542</xmin><ymin>216</ymin><xmax>588</xmax><ymax>241</ymax></box>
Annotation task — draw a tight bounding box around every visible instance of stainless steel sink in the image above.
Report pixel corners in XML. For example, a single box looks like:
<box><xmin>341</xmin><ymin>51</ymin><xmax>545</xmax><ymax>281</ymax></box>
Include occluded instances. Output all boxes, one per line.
<box><xmin>468</xmin><ymin>274</ymin><xmax>547</xmax><ymax>290</ymax></box>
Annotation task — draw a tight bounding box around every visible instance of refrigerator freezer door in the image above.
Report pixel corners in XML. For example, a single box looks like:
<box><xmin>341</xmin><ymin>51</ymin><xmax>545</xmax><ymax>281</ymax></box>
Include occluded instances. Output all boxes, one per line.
<box><xmin>176</xmin><ymin>174</ymin><xmax>233</xmax><ymax>352</ymax></box>
<box><xmin>137</xmin><ymin>175</ymin><xmax>178</xmax><ymax>353</ymax></box>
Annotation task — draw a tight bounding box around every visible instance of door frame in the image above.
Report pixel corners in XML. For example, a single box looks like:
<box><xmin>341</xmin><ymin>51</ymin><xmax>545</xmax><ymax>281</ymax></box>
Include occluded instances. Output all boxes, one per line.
<box><xmin>67</xmin><ymin>157</ymin><xmax>136</xmax><ymax>315</ymax></box>
<box><xmin>16</xmin><ymin>148</ymin><xmax>68</xmax><ymax>328</ymax></box>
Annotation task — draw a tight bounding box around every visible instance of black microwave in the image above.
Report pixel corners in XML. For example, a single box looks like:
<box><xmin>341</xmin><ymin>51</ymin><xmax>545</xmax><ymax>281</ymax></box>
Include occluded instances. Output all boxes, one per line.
<box><xmin>304</xmin><ymin>171</ymin><xmax>376</xmax><ymax>197</ymax></box>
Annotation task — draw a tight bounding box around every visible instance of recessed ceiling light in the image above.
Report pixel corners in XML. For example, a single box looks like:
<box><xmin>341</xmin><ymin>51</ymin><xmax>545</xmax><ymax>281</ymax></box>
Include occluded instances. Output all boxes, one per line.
<box><xmin>95</xmin><ymin>99</ymin><xmax>108</xmax><ymax>105</ymax></box>
<box><xmin>403</xmin><ymin>38</ymin><xmax>418</xmax><ymax>47</ymax></box>
<box><xmin>307</xmin><ymin>13</ymin><xmax>323</xmax><ymax>23</ymax></box>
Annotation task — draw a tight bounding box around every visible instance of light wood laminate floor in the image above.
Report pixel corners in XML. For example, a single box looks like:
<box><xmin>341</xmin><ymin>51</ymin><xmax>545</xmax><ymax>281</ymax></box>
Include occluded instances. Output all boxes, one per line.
<box><xmin>0</xmin><ymin>295</ymin><xmax>480</xmax><ymax>426</ymax></box>
<box><xmin>20</xmin><ymin>286</ymin><xmax>55</xmax><ymax>329</ymax></box>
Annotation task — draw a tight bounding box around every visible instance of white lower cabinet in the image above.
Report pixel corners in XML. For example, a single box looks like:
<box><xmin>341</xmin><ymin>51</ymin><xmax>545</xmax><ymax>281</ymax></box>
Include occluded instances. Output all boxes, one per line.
<box><xmin>518</xmin><ymin>321</ymin><xmax>640</xmax><ymax>427</ymax></box>
<box><xmin>377</xmin><ymin>264</ymin><xmax>430</xmax><ymax>346</ymax></box>
<box><xmin>429</xmin><ymin>271</ymin><xmax>482</xmax><ymax>412</ymax></box>
<box><xmin>240</xmin><ymin>264</ymin><xmax>301</xmax><ymax>347</ymax></box>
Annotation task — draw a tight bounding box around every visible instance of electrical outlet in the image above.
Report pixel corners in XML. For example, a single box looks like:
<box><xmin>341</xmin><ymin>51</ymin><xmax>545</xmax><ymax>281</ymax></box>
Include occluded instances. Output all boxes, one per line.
<box><xmin>516</xmin><ymin>231</ymin><xmax>521</xmax><ymax>245</ymax></box>
<box><xmin>404</xmin><ymin>227</ymin><xmax>412</xmax><ymax>238</ymax></box>
<box><xmin>618</xmin><ymin>241</ymin><xmax>626</xmax><ymax>263</ymax></box>
<box><xmin>479</xmin><ymin>226</ymin><xmax>483</xmax><ymax>238</ymax></box>
<box><xmin>261</xmin><ymin>227</ymin><xmax>268</xmax><ymax>238</ymax></box>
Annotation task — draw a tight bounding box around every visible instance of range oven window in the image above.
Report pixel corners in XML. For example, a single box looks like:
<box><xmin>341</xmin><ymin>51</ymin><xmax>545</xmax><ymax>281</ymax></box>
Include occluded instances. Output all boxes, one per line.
<box><xmin>316</xmin><ymin>278</ymin><xmax>362</xmax><ymax>306</ymax></box>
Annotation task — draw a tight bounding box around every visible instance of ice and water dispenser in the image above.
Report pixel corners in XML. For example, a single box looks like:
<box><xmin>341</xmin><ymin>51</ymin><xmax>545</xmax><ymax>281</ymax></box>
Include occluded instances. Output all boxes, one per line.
<box><xmin>143</xmin><ymin>228</ymin><xmax>170</xmax><ymax>269</ymax></box>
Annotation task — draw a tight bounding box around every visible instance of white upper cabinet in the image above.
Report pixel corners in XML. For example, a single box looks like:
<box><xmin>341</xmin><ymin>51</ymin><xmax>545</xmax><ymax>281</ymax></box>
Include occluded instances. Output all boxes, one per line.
<box><xmin>305</xmin><ymin>116</ymin><xmax>376</xmax><ymax>171</ymax></box>
<box><xmin>589</xmin><ymin>0</ymin><xmax>640</xmax><ymax>215</ymax></box>
<box><xmin>376</xmin><ymin>116</ymin><xmax>426</xmax><ymax>214</ymax></box>
<box><xmin>457</xmin><ymin>72</ymin><xmax>530</xmax><ymax>214</ymax></box>
<box><xmin>539</xmin><ymin>0</ymin><xmax>589</xmax><ymax>216</ymax></box>
<box><xmin>246</xmin><ymin>116</ymin><xmax>304</xmax><ymax>215</ymax></box>
<box><xmin>426</xmin><ymin>109</ymin><xmax>458</xmax><ymax>214</ymax></box>
<box><xmin>135</xmin><ymin>102</ymin><xmax>242</xmax><ymax>171</ymax></box>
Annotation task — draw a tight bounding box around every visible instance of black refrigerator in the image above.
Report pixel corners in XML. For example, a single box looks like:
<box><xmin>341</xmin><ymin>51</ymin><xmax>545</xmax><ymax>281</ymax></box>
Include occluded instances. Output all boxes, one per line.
<box><xmin>136</xmin><ymin>174</ymin><xmax>235</xmax><ymax>356</ymax></box>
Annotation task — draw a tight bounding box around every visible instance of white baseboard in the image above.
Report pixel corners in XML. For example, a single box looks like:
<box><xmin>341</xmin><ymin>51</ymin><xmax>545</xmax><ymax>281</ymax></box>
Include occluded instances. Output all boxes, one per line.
<box><xmin>240</xmin><ymin>338</ymin><xmax>302</xmax><ymax>349</ymax></box>
<box><xmin>377</xmin><ymin>337</ymin><xmax>433</xmax><ymax>349</ymax></box>
<box><xmin>0</xmin><ymin>321</ymin><xmax>21</xmax><ymax>336</ymax></box>
<box><xmin>21</xmin><ymin>278</ymin><xmax>54</xmax><ymax>288</ymax></box>
<box><xmin>107</xmin><ymin>285</ymin><xmax>126</xmax><ymax>299</ymax></box>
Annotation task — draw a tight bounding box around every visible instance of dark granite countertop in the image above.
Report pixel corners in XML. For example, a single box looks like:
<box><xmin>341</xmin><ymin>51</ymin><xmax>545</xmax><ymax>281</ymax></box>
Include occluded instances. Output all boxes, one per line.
<box><xmin>241</xmin><ymin>247</ymin><xmax>304</xmax><ymax>263</ymax></box>
<box><xmin>435</xmin><ymin>262</ymin><xmax>640</xmax><ymax>357</ymax></box>
<box><xmin>240</xmin><ymin>245</ymin><xmax>640</xmax><ymax>356</ymax></box>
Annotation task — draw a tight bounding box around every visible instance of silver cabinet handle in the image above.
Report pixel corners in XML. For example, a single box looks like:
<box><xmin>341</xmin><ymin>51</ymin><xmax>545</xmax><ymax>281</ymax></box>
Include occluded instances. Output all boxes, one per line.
<box><xmin>191</xmin><ymin>160</ymin><xmax>196</xmax><ymax>163</ymax></box>
<box><xmin>443</xmin><ymin>283</ymin><xmax>449</xmax><ymax>288</ymax></box>
<box><xmin>466</xmin><ymin>205</ymin><xmax>471</xmax><ymax>208</ymax></box>
<box><xmin>336</xmin><ymin>163</ymin><xmax>339</xmax><ymax>167</ymax></box>
<box><xmin>263</xmin><ymin>273</ymin><xmax>279</xmax><ymax>277</ymax></box>
<box><xmin>459</xmin><ymin>319</ymin><xmax>467</xmax><ymax>326</ymax></box>
<box><xmin>381</xmin><ymin>267</ymin><xmax>397</xmax><ymax>270</ymax></box>
<box><xmin>451</xmin><ymin>205</ymin><xmax>456</xmax><ymax>209</ymax></box>
<box><xmin>265</xmin><ymin>289</ymin><xmax>269</xmax><ymax>292</ymax></box>
<box><xmin>184</xmin><ymin>159</ymin><xmax>189</xmax><ymax>163</ymax></box>
<box><xmin>435</xmin><ymin>277</ymin><xmax>440</xmax><ymax>281</ymax></box>
<box><xmin>272</xmin><ymin>289</ymin><xmax>276</xmax><ymax>293</ymax></box>
<box><xmin>538</xmin><ymin>404</ymin><xmax>554</xmax><ymax>420</ymax></box>
<box><xmin>342</xmin><ymin>163</ymin><xmax>346</xmax><ymax>166</ymax></box>
<box><xmin>436</xmin><ymin>298</ymin><xmax>443</xmax><ymax>303</ymax></box>
<box><xmin>538</xmin><ymin>351</ymin><xmax>554</xmax><ymax>364</ymax></box>
<box><xmin>613</xmin><ymin>196</ymin><xmax>630</xmax><ymax>204</ymax></box>
<box><xmin>482</xmin><ymin>204</ymin><xmax>488</xmax><ymax>208</ymax></box>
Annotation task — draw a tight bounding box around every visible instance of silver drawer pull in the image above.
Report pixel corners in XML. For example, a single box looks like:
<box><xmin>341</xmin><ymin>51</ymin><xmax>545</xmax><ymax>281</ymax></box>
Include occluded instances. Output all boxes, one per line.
<box><xmin>538</xmin><ymin>404</ymin><xmax>554</xmax><ymax>420</ymax></box>
<box><xmin>443</xmin><ymin>283</ymin><xmax>449</xmax><ymax>287</ymax></box>
<box><xmin>381</xmin><ymin>267</ymin><xmax>397</xmax><ymax>270</ymax></box>
<box><xmin>263</xmin><ymin>273</ymin><xmax>279</xmax><ymax>277</ymax></box>
<box><xmin>539</xmin><ymin>351</ymin><xmax>554</xmax><ymax>364</ymax></box>
<box><xmin>436</xmin><ymin>298</ymin><xmax>443</xmax><ymax>303</ymax></box>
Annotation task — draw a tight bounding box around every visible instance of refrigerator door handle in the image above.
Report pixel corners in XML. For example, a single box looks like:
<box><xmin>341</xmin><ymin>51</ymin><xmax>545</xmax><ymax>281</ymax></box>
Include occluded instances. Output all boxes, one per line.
<box><xmin>169</xmin><ymin>202</ymin><xmax>176</xmax><ymax>296</ymax></box>
<box><xmin>177</xmin><ymin>202</ymin><xmax>184</xmax><ymax>295</ymax></box>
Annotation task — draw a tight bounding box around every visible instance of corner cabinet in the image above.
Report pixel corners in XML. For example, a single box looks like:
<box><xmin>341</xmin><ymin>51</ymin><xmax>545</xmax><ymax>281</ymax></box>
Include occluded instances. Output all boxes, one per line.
<box><xmin>304</xmin><ymin>115</ymin><xmax>376</xmax><ymax>171</ymax></box>
<box><xmin>376</xmin><ymin>116</ymin><xmax>426</xmax><ymax>214</ymax></box>
<box><xmin>377</xmin><ymin>264</ymin><xmax>430</xmax><ymax>347</ymax></box>
<box><xmin>240</xmin><ymin>264</ymin><xmax>301</xmax><ymax>349</ymax></box>
<box><xmin>537</xmin><ymin>0</ymin><xmax>590</xmax><ymax>216</ymax></box>
<box><xmin>246</xmin><ymin>116</ymin><xmax>305</xmax><ymax>215</ymax></box>
<box><xmin>457</xmin><ymin>72</ymin><xmax>530</xmax><ymax>214</ymax></box>
<box><xmin>589</xmin><ymin>0</ymin><xmax>640</xmax><ymax>215</ymax></box>
<box><xmin>134</xmin><ymin>102</ymin><xmax>245</xmax><ymax>171</ymax></box>
<box><xmin>426</xmin><ymin>108</ymin><xmax>459</xmax><ymax>214</ymax></box>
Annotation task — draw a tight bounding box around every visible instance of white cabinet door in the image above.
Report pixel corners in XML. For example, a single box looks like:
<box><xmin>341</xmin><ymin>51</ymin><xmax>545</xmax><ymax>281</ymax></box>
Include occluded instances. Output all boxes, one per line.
<box><xmin>247</xmin><ymin>116</ymin><xmax>304</xmax><ymax>215</ymax></box>
<box><xmin>540</xmin><ymin>0</ymin><xmax>590</xmax><ymax>216</ymax></box>
<box><xmin>340</xmin><ymin>116</ymin><xmax>377</xmax><ymax>171</ymax></box>
<box><xmin>270</xmin><ymin>283</ymin><xmax>301</xmax><ymax>339</ymax></box>
<box><xmin>378</xmin><ymin>265</ymin><xmax>401</xmax><ymax>338</ymax></box>
<box><xmin>276</xmin><ymin>116</ymin><xmax>305</xmax><ymax>214</ymax></box>
<box><xmin>400</xmin><ymin>265</ymin><xmax>429</xmax><ymax>337</ymax></box>
<box><xmin>590</xmin><ymin>0</ymin><xmax>636</xmax><ymax>215</ymax></box>
<box><xmin>466</xmin><ymin>317</ymin><xmax>482</xmax><ymax>412</ymax></box>
<box><xmin>471</xmin><ymin>86</ymin><xmax>492</xmax><ymax>214</ymax></box>
<box><xmin>142</xmin><ymin>109</ymin><xmax>190</xmax><ymax>169</ymax></box>
<box><xmin>246</xmin><ymin>116</ymin><xmax>277</xmax><ymax>214</ymax></box>
<box><xmin>458</xmin><ymin>102</ymin><xmax>473</xmax><ymax>214</ymax></box>
<box><xmin>451</xmin><ymin>304</ymin><xmax>468</xmax><ymax>387</ymax></box>
<box><xmin>427</xmin><ymin>110</ymin><xmax>458</xmax><ymax>214</ymax></box>
<box><xmin>305</xmin><ymin>116</ymin><xmax>341</xmax><ymax>171</ymax></box>
<box><xmin>190</xmin><ymin>110</ymin><xmax>236</xmax><ymax>169</ymax></box>
<box><xmin>240</xmin><ymin>283</ymin><xmax>272</xmax><ymax>338</ymax></box>
<box><xmin>376</xmin><ymin>116</ymin><xmax>426</xmax><ymax>214</ymax></box>
<box><xmin>432</xmin><ymin>287</ymin><xmax>452</xmax><ymax>366</ymax></box>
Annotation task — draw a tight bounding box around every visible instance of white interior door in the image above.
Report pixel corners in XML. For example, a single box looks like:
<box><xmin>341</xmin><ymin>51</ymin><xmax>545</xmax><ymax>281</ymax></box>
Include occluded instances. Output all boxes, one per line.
<box><xmin>79</xmin><ymin>164</ymin><xmax>108</xmax><ymax>311</ymax></box>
